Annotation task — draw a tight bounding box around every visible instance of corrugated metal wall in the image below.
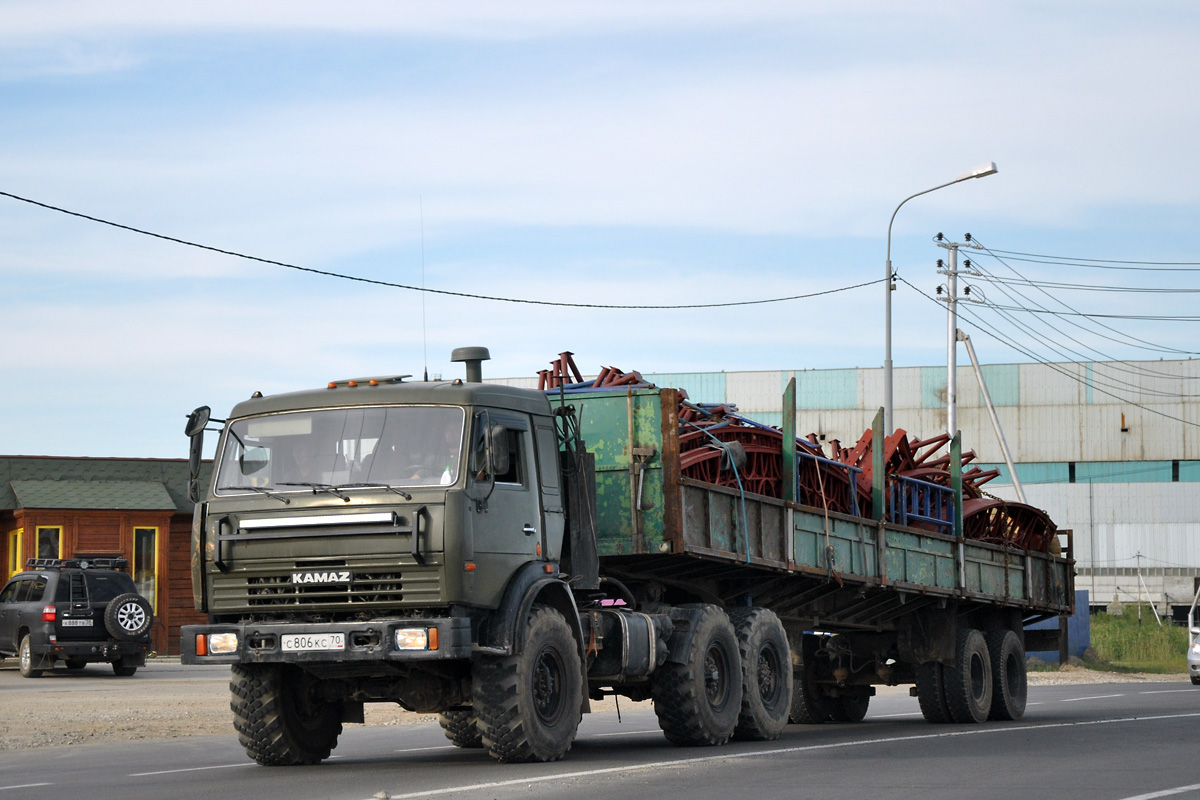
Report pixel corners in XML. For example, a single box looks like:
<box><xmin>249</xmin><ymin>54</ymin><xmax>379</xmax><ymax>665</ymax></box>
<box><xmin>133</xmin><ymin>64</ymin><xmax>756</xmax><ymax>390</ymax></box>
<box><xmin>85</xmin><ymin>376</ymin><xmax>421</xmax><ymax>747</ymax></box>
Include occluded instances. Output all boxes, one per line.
<box><xmin>494</xmin><ymin>357</ymin><xmax>1200</xmax><ymax>575</ymax></box>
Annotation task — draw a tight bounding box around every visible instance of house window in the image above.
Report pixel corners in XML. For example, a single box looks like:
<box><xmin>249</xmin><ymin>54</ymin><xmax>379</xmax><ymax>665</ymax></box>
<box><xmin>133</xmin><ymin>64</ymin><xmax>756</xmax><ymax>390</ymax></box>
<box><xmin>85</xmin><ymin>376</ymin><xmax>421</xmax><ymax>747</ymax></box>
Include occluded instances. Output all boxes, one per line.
<box><xmin>36</xmin><ymin>526</ymin><xmax>62</xmax><ymax>560</ymax></box>
<box><xmin>133</xmin><ymin>527</ymin><xmax>158</xmax><ymax>612</ymax></box>
<box><xmin>6</xmin><ymin>528</ymin><xmax>22</xmax><ymax>578</ymax></box>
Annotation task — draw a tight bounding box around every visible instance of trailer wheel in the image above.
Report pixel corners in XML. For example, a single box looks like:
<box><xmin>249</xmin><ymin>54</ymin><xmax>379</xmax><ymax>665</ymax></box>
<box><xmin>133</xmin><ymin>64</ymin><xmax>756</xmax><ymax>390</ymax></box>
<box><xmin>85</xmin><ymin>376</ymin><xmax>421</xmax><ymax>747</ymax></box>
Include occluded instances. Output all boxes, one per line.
<box><xmin>473</xmin><ymin>604</ymin><xmax>582</xmax><ymax>763</ymax></box>
<box><xmin>231</xmin><ymin>663</ymin><xmax>342</xmax><ymax>766</ymax></box>
<box><xmin>986</xmin><ymin>630</ymin><xmax>1027</xmax><ymax>721</ymax></box>
<box><xmin>728</xmin><ymin>607</ymin><xmax>792</xmax><ymax>741</ymax></box>
<box><xmin>438</xmin><ymin>708</ymin><xmax>484</xmax><ymax>748</ymax></box>
<box><xmin>788</xmin><ymin>634</ymin><xmax>833</xmax><ymax>724</ymax></box>
<box><xmin>828</xmin><ymin>692</ymin><xmax>870</xmax><ymax>723</ymax></box>
<box><xmin>915</xmin><ymin>661</ymin><xmax>951</xmax><ymax>723</ymax></box>
<box><xmin>652</xmin><ymin>604</ymin><xmax>742</xmax><ymax>746</ymax></box>
<box><xmin>943</xmin><ymin>628</ymin><xmax>993</xmax><ymax>724</ymax></box>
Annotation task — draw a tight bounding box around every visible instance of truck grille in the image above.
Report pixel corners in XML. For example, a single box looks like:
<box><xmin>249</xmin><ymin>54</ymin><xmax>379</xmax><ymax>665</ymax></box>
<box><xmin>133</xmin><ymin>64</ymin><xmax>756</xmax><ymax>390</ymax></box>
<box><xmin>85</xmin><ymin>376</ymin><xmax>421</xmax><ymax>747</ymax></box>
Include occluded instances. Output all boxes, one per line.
<box><xmin>213</xmin><ymin>567</ymin><xmax>443</xmax><ymax>611</ymax></box>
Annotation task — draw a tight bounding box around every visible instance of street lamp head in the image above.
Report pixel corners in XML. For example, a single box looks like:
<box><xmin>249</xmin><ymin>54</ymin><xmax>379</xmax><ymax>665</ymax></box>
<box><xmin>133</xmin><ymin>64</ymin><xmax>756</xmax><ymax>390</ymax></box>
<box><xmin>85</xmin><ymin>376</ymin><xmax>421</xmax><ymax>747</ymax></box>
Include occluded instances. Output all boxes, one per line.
<box><xmin>955</xmin><ymin>161</ymin><xmax>999</xmax><ymax>181</ymax></box>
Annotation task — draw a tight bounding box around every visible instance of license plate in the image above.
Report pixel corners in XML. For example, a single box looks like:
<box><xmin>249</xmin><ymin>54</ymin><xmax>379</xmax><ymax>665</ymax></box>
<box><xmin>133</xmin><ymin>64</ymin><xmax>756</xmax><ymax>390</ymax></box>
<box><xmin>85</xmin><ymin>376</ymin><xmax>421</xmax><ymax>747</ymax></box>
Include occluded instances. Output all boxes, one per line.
<box><xmin>281</xmin><ymin>633</ymin><xmax>345</xmax><ymax>652</ymax></box>
<box><xmin>61</xmin><ymin>619</ymin><xmax>93</xmax><ymax>627</ymax></box>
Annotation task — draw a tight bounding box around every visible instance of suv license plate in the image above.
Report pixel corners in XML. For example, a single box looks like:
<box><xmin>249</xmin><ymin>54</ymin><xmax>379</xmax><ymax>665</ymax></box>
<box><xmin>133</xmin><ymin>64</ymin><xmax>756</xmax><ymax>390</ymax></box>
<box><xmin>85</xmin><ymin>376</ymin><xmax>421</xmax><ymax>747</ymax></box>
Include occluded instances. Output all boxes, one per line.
<box><xmin>281</xmin><ymin>633</ymin><xmax>345</xmax><ymax>652</ymax></box>
<box><xmin>62</xmin><ymin>619</ymin><xmax>93</xmax><ymax>627</ymax></box>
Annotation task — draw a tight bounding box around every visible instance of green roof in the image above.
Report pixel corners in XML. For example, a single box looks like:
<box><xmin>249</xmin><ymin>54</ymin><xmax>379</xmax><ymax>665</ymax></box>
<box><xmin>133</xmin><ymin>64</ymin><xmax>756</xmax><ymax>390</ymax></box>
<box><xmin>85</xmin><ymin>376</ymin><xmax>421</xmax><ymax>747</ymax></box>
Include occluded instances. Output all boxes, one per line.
<box><xmin>0</xmin><ymin>456</ymin><xmax>212</xmax><ymax>513</ymax></box>
<box><xmin>10</xmin><ymin>480</ymin><xmax>177</xmax><ymax>511</ymax></box>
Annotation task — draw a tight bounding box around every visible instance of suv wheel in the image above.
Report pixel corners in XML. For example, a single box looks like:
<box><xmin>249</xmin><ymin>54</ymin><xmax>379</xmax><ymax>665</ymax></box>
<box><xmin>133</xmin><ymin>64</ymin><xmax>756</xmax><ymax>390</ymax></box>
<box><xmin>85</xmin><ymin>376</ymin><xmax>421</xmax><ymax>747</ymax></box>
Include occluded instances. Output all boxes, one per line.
<box><xmin>104</xmin><ymin>593</ymin><xmax>153</xmax><ymax>641</ymax></box>
<box><xmin>19</xmin><ymin>635</ymin><xmax>44</xmax><ymax>679</ymax></box>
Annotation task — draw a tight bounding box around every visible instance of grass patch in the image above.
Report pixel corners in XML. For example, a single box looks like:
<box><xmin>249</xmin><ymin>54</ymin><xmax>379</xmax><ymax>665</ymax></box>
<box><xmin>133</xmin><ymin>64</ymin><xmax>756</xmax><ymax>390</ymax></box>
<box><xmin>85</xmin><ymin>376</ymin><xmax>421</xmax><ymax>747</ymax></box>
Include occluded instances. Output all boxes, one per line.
<box><xmin>1088</xmin><ymin>608</ymin><xmax>1190</xmax><ymax>673</ymax></box>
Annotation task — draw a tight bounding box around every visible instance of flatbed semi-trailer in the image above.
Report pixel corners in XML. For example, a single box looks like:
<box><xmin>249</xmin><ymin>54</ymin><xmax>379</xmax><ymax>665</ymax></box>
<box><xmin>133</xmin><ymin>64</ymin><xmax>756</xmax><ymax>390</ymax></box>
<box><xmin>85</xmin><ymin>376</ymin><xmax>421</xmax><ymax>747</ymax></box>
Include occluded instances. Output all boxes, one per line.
<box><xmin>181</xmin><ymin>348</ymin><xmax>1073</xmax><ymax>765</ymax></box>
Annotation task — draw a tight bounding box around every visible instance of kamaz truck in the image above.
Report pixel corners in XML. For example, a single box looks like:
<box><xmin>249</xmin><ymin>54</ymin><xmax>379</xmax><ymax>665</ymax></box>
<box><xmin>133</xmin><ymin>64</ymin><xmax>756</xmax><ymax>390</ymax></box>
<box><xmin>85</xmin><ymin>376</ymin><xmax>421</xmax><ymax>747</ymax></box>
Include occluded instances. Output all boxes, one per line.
<box><xmin>181</xmin><ymin>347</ymin><xmax>1074</xmax><ymax>765</ymax></box>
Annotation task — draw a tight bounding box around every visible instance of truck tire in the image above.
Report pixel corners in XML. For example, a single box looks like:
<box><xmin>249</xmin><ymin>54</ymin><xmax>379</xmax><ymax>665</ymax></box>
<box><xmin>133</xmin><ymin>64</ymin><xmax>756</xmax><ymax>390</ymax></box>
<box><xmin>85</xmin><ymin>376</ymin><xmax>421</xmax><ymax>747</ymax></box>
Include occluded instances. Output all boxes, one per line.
<box><xmin>943</xmin><ymin>628</ymin><xmax>993</xmax><ymax>724</ymax></box>
<box><xmin>438</xmin><ymin>709</ymin><xmax>484</xmax><ymax>748</ymax></box>
<box><xmin>473</xmin><ymin>605</ymin><xmax>582</xmax><ymax>763</ymax></box>
<box><xmin>231</xmin><ymin>663</ymin><xmax>343</xmax><ymax>766</ymax></box>
<box><xmin>652</xmin><ymin>604</ymin><xmax>742</xmax><ymax>746</ymax></box>
<box><xmin>985</xmin><ymin>629</ymin><xmax>1027</xmax><ymax>721</ymax></box>
<box><xmin>728</xmin><ymin>607</ymin><xmax>792</xmax><ymax>741</ymax></box>
<box><xmin>104</xmin><ymin>593</ymin><xmax>153</xmax><ymax>642</ymax></box>
<box><xmin>18</xmin><ymin>635</ymin><xmax>43</xmax><ymax>679</ymax></box>
<box><xmin>915</xmin><ymin>661</ymin><xmax>950</xmax><ymax>723</ymax></box>
<box><xmin>828</xmin><ymin>692</ymin><xmax>870</xmax><ymax>723</ymax></box>
<box><xmin>788</xmin><ymin>634</ymin><xmax>833</xmax><ymax>724</ymax></box>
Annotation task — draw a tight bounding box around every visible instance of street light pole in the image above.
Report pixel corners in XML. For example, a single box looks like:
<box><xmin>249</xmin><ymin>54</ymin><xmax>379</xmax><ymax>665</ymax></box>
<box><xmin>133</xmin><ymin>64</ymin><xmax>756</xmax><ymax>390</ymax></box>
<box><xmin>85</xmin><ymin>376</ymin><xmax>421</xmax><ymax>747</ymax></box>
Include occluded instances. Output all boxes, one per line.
<box><xmin>884</xmin><ymin>162</ymin><xmax>998</xmax><ymax>433</ymax></box>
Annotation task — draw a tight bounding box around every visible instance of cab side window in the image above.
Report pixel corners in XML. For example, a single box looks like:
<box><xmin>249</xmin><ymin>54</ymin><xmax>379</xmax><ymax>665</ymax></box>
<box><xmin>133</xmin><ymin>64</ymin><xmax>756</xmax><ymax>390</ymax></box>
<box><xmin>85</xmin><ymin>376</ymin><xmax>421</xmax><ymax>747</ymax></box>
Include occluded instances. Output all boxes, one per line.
<box><xmin>495</xmin><ymin>429</ymin><xmax>525</xmax><ymax>486</ymax></box>
<box><xmin>12</xmin><ymin>580</ymin><xmax>33</xmax><ymax>603</ymax></box>
<box><xmin>0</xmin><ymin>581</ymin><xmax>18</xmax><ymax>603</ymax></box>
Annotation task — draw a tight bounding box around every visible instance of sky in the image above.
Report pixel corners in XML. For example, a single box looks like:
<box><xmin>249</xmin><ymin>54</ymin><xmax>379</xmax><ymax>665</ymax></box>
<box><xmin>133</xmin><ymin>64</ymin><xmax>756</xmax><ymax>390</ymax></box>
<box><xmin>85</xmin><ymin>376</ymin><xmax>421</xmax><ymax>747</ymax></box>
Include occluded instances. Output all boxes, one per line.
<box><xmin>3</xmin><ymin>1</ymin><xmax>1199</xmax><ymax>458</ymax></box>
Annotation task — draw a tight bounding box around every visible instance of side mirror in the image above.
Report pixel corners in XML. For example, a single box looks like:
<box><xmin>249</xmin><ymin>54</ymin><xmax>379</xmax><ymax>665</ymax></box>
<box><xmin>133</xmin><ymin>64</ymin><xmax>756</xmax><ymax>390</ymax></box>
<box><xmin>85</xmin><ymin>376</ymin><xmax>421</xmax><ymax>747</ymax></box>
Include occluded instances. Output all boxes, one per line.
<box><xmin>487</xmin><ymin>425</ymin><xmax>510</xmax><ymax>477</ymax></box>
<box><xmin>1191</xmin><ymin>627</ymin><xmax>1199</xmax><ymax>636</ymax></box>
<box><xmin>187</xmin><ymin>430</ymin><xmax>205</xmax><ymax>504</ymax></box>
<box><xmin>185</xmin><ymin>406</ymin><xmax>211</xmax><ymax>438</ymax></box>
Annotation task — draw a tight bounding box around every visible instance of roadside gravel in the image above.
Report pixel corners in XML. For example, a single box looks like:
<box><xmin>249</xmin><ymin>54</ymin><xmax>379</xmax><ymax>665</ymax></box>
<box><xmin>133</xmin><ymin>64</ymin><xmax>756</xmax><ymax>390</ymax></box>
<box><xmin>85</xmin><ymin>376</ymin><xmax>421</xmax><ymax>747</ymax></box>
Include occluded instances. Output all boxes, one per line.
<box><xmin>0</xmin><ymin>659</ymin><xmax>1187</xmax><ymax>750</ymax></box>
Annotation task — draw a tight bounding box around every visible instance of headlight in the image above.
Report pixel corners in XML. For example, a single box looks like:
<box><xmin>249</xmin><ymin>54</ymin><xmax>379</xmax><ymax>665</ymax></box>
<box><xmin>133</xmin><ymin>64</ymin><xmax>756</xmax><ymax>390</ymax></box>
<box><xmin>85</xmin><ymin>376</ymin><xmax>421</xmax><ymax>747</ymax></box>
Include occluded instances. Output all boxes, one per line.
<box><xmin>394</xmin><ymin>627</ymin><xmax>438</xmax><ymax>651</ymax></box>
<box><xmin>208</xmin><ymin>632</ymin><xmax>239</xmax><ymax>655</ymax></box>
<box><xmin>1191</xmin><ymin>642</ymin><xmax>1200</xmax><ymax>655</ymax></box>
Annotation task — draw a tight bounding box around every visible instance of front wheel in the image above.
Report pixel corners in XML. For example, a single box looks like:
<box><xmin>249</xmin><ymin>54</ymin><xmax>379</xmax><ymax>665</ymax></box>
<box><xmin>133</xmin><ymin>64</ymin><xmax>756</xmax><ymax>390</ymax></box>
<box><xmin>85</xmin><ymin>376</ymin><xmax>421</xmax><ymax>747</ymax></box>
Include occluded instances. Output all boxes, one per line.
<box><xmin>231</xmin><ymin>664</ymin><xmax>343</xmax><ymax>766</ymax></box>
<box><xmin>652</xmin><ymin>604</ymin><xmax>742</xmax><ymax>746</ymax></box>
<box><xmin>438</xmin><ymin>708</ymin><xmax>484</xmax><ymax>748</ymax></box>
<box><xmin>473</xmin><ymin>605</ymin><xmax>582</xmax><ymax>763</ymax></box>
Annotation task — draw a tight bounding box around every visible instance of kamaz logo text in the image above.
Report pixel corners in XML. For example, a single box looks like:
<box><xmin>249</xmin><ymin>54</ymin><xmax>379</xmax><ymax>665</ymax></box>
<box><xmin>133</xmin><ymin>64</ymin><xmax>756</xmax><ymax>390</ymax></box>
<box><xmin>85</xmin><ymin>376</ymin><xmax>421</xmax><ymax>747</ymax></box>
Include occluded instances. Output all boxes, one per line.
<box><xmin>291</xmin><ymin>570</ymin><xmax>352</xmax><ymax>584</ymax></box>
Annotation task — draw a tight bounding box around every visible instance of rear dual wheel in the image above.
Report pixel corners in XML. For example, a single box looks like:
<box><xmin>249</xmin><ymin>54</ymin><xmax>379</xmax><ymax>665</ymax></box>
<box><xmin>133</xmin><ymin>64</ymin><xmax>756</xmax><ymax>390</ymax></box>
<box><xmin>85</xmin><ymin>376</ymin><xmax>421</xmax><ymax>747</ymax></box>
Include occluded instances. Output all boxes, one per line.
<box><xmin>652</xmin><ymin>604</ymin><xmax>742</xmax><ymax>746</ymax></box>
<box><xmin>728</xmin><ymin>607</ymin><xmax>792</xmax><ymax>741</ymax></box>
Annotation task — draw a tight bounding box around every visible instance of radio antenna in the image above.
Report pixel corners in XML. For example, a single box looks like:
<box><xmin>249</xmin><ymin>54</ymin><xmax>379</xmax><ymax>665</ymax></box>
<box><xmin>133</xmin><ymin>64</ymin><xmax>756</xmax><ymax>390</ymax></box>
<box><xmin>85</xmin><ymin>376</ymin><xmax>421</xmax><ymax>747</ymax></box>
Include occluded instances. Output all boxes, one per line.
<box><xmin>420</xmin><ymin>196</ymin><xmax>428</xmax><ymax>382</ymax></box>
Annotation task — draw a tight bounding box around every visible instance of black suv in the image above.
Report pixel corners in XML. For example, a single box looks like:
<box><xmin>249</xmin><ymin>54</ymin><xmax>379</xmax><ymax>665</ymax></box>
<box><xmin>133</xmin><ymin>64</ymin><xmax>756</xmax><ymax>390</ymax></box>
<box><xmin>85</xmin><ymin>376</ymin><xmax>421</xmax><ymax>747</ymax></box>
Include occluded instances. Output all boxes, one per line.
<box><xmin>0</xmin><ymin>557</ymin><xmax>153</xmax><ymax>678</ymax></box>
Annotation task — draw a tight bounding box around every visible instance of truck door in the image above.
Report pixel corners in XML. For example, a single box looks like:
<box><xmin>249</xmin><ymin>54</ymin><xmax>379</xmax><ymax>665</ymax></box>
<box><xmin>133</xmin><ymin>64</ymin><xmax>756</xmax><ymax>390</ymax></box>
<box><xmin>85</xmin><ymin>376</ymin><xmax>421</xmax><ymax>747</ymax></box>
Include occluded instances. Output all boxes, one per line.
<box><xmin>471</xmin><ymin>413</ymin><xmax>541</xmax><ymax>562</ymax></box>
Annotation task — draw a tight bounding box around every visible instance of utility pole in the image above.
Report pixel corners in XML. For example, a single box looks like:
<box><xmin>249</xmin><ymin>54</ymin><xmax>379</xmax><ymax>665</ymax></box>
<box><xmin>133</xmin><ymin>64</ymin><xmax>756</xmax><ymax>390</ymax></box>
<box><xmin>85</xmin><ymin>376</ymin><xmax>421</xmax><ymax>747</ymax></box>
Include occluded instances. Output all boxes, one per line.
<box><xmin>936</xmin><ymin>234</ymin><xmax>984</xmax><ymax>438</ymax></box>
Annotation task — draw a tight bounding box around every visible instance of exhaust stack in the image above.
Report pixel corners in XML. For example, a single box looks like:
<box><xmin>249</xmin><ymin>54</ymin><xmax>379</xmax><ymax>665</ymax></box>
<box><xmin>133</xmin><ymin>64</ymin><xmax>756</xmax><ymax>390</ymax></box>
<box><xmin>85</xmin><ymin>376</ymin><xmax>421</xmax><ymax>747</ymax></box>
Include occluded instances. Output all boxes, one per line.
<box><xmin>450</xmin><ymin>347</ymin><xmax>491</xmax><ymax>383</ymax></box>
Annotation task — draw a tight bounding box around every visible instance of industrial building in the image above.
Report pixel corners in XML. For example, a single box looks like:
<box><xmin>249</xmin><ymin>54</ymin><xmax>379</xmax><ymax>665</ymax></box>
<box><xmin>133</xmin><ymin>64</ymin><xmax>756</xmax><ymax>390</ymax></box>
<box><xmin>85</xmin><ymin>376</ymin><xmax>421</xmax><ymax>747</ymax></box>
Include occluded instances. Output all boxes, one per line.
<box><xmin>500</xmin><ymin>356</ymin><xmax>1200</xmax><ymax>618</ymax></box>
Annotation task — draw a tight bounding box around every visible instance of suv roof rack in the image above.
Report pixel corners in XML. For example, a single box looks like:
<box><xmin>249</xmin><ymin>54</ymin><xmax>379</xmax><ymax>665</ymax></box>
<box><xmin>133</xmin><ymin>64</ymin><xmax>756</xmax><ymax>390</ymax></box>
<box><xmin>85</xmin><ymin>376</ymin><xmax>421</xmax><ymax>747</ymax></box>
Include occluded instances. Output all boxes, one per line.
<box><xmin>25</xmin><ymin>556</ymin><xmax>130</xmax><ymax>571</ymax></box>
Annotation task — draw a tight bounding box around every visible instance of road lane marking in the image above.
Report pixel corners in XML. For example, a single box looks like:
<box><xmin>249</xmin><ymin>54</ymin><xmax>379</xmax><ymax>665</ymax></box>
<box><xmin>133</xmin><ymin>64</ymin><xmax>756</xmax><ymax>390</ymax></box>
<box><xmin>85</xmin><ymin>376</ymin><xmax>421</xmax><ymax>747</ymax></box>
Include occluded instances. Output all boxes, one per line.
<box><xmin>868</xmin><ymin>712</ymin><xmax>923</xmax><ymax>719</ymax></box>
<box><xmin>1</xmin><ymin>785</ymin><xmax>52</xmax><ymax>793</ymax></box>
<box><xmin>1140</xmin><ymin>689</ymin><xmax>1198</xmax><ymax>695</ymax></box>
<box><xmin>395</xmin><ymin>746</ymin><xmax>456</xmax><ymax>753</ymax></box>
<box><xmin>1117</xmin><ymin>783</ymin><xmax>1200</xmax><ymax>800</ymax></box>
<box><xmin>1062</xmin><ymin>693</ymin><xmax>1124</xmax><ymax>702</ymax></box>
<box><xmin>130</xmin><ymin>763</ymin><xmax>252</xmax><ymax>777</ymax></box>
<box><xmin>364</xmin><ymin>711</ymin><xmax>1200</xmax><ymax>800</ymax></box>
<box><xmin>591</xmin><ymin>729</ymin><xmax>661</xmax><ymax>737</ymax></box>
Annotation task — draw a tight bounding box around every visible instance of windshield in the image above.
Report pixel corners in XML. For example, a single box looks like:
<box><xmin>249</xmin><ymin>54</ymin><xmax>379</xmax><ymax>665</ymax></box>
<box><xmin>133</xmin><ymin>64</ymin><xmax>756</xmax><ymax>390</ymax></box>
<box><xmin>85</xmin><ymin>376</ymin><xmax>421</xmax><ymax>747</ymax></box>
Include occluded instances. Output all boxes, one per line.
<box><xmin>215</xmin><ymin>406</ymin><xmax>465</xmax><ymax>495</ymax></box>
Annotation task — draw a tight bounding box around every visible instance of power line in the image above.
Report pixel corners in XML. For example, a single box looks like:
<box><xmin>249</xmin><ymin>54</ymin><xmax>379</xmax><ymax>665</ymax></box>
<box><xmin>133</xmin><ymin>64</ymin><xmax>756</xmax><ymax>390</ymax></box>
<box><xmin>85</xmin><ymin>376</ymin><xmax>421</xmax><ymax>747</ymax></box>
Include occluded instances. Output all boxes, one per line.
<box><xmin>983</xmin><ymin>305</ymin><xmax>1200</xmax><ymax>322</ymax></box>
<box><xmin>897</xmin><ymin>276</ymin><xmax>1200</xmax><ymax>430</ymax></box>
<box><xmin>0</xmin><ymin>189</ymin><xmax>880</xmax><ymax>310</ymax></box>
<box><xmin>970</xmin><ymin>238</ymin><xmax>1200</xmax><ymax>359</ymax></box>
<box><xmin>977</xmin><ymin>275</ymin><xmax>1200</xmax><ymax>293</ymax></box>
<box><xmin>984</xmin><ymin>248</ymin><xmax>1200</xmax><ymax>269</ymax></box>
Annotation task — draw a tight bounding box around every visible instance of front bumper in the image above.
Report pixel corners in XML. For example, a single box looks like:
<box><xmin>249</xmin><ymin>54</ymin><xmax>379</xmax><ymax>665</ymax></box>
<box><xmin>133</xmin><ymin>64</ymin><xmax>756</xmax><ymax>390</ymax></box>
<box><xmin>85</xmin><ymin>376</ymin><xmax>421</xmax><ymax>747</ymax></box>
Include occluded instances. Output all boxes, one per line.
<box><xmin>180</xmin><ymin>617</ymin><xmax>472</xmax><ymax>665</ymax></box>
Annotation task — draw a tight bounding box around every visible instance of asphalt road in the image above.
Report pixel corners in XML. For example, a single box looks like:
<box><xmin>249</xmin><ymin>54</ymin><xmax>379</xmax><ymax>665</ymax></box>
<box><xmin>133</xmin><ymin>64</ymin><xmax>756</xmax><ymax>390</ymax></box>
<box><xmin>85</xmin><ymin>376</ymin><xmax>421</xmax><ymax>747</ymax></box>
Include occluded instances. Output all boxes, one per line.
<box><xmin>2</xmin><ymin>677</ymin><xmax>1198</xmax><ymax>800</ymax></box>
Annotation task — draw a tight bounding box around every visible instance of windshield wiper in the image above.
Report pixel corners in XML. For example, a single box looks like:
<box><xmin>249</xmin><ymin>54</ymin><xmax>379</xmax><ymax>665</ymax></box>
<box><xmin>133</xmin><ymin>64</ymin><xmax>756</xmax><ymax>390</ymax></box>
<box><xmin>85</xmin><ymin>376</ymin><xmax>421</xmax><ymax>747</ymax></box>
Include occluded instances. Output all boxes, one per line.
<box><xmin>337</xmin><ymin>482</ymin><xmax>413</xmax><ymax>501</ymax></box>
<box><xmin>278</xmin><ymin>482</ymin><xmax>351</xmax><ymax>502</ymax></box>
<box><xmin>217</xmin><ymin>485</ymin><xmax>291</xmax><ymax>504</ymax></box>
